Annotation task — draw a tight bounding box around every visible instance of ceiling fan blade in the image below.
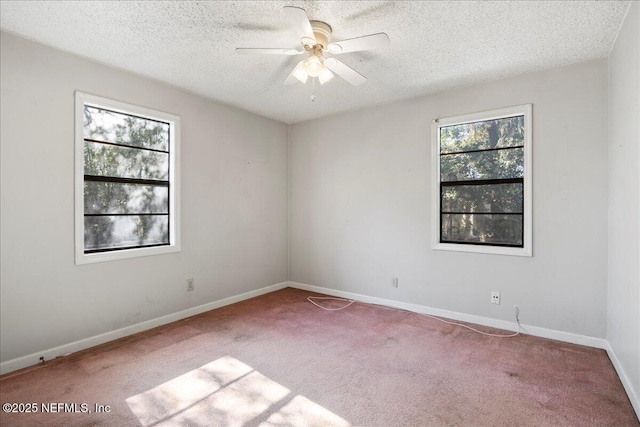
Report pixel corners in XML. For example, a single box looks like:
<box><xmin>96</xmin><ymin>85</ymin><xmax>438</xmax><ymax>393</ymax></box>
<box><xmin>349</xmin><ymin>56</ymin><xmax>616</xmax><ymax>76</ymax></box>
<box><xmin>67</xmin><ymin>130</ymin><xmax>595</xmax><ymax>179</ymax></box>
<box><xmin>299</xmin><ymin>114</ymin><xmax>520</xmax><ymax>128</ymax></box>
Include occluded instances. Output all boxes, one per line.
<box><xmin>324</xmin><ymin>58</ymin><xmax>366</xmax><ymax>86</ymax></box>
<box><xmin>236</xmin><ymin>48</ymin><xmax>304</xmax><ymax>55</ymax></box>
<box><xmin>284</xmin><ymin>61</ymin><xmax>307</xmax><ymax>86</ymax></box>
<box><xmin>327</xmin><ymin>33</ymin><xmax>390</xmax><ymax>54</ymax></box>
<box><xmin>283</xmin><ymin>6</ymin><xmax>316</xmax><ymax>45</ymax></box>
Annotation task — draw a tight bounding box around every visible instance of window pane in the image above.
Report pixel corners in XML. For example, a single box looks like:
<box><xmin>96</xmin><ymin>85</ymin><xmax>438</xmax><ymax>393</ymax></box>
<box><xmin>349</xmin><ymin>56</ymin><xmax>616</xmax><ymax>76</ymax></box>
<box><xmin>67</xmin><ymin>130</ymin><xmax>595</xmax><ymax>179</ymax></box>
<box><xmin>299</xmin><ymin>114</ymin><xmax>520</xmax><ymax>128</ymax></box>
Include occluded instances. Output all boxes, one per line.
<box><xmin>84</xmin><ymin>182</ymin><xmax>168</xmax><ymax>214</ymax></box>
<box><xmin>84</xmin><ymin>140</ymin><xmax>168</xmax><ymax>180</ymax></box>
<box><xmin>441</xmin><ymin>213</ymin><xmax>523</xmax><ymax>246</ymax></box>
<box><xmin>84</xmin><ymin>215</ymin><xmax>169</xmax><ymax>251</ymax></box>
<box><xmin>441</xmin><ymin>147</ymin><xmax>523</xmax><ymax>182</ymax></box>
<box><xmin>440</xmin><ymin>116</ymin><xmax>524</xmax><ymax>154</ymax></box>
<box><xmin>84</xmin><ymin>106</ymin><xmax>169</xmax><ymax>151</ymax></box>
<box><xmin>442</xmin><ymin>183</ymin><xmax>523</xmax><ymax>213</ymax></box>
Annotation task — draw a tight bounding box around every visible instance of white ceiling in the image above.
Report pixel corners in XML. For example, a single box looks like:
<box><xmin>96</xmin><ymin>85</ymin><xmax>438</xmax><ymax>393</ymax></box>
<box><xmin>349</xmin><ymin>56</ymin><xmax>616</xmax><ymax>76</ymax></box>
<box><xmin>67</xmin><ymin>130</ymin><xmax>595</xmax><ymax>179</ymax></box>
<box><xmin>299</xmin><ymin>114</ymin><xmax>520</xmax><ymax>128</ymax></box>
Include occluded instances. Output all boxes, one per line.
<box><xmin>0</xmin><ymin>1</ymin><xmax>631</xmax><ymax>124</ymax></box>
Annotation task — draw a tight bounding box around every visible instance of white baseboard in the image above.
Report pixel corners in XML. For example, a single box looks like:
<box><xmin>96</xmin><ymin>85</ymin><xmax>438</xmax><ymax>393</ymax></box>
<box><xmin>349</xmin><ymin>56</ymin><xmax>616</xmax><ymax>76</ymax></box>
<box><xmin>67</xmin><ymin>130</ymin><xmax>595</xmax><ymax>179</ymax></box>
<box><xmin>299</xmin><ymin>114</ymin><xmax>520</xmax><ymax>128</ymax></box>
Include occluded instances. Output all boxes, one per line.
<box><xmin>287</xmin><ymin>281</ymin><xmax>608</xmax><ymax>348</ymax></box>
<box><xmin>605</xmin><ymin>342</ymin><xmax>640</xmax><ymax>419</ymax></box>
<box><xmin>288</xmin><ymin>281</ymin><xmax>639</xmax><ymax>420</ymax></box>
<box><xmin>0</xmin><ymin>281</ymin><xmax>289</xmax><ymax>376</ymax></box>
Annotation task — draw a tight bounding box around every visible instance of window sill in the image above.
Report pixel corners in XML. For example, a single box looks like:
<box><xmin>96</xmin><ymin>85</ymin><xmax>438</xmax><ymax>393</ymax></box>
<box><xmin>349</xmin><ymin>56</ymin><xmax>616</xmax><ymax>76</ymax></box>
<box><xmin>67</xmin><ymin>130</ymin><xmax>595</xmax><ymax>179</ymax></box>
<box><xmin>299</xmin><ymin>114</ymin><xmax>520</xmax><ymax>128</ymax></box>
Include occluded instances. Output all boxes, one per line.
<box><xmin>432</xmin><ymin>242</ymin><xmax>532</xmax><ymax>257</ymax></box>
<box><xmin>75</xmin><ymin>244</ymin><xmax>180</xmax><ymax>265</ymax></box>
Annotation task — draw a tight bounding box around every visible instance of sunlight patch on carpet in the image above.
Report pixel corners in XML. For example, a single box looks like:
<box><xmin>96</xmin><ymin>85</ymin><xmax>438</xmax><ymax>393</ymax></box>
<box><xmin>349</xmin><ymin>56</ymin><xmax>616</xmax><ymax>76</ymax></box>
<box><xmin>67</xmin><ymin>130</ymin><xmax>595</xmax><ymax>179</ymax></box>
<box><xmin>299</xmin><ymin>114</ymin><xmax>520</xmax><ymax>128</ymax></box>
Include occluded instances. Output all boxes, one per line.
<box><xmin>126</xmin><ymin>355</ymin><xmax>349</xmax><ymax>426</ymax></box>
<box><xmin>262</xmin><ymin>395</ymin><xmax>351</xmax><ymax>427</ymax></box>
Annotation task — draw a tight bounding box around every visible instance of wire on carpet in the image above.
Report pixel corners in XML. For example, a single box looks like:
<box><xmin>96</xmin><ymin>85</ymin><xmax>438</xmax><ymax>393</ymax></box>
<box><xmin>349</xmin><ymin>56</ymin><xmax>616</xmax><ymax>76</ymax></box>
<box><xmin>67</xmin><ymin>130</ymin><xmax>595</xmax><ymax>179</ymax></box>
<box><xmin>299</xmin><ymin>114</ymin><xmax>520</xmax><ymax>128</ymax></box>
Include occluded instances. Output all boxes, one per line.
<box><xmin>307</xmin><ymin>295</ymin><xmax>521</xmax><ymax>338</ymax></box>
<box><xmin>307</xmin><ymin>296</ymin><xmax>355</xmax><ymax>311</ymax></box>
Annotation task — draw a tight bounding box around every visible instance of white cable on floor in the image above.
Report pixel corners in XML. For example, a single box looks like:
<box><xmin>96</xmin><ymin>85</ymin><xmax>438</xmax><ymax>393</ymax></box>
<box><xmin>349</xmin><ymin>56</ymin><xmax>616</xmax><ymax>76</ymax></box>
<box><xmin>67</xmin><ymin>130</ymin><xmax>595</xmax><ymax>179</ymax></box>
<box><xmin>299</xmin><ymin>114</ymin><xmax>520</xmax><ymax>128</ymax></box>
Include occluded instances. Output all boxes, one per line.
<box><xmin>418</xmin><ymin>309</ymin><xmax>521</xmax><ymax>338</ymax></box>
<box><xmin>307</xmin><ymin>296</ymin><xmax>355</xmax><ymax>311</ymax></box>
<box><xmin>307</xmin><ymin>295</ymin><xmax>521</xmax><ymax>338</ymax></box>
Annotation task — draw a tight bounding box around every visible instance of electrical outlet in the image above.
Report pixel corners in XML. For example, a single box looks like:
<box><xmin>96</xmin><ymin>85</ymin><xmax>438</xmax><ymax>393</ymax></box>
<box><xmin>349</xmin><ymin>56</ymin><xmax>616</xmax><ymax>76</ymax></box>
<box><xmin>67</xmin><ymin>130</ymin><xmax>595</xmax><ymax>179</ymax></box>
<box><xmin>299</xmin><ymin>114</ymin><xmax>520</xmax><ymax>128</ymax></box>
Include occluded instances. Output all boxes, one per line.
<box><xmin>186</xmin><ymin>279</ymin><xmax>195</xmax><ymax>292</ymax></box>
<box><xmin>491</xmin><ymin>291</ymin><xmax>500</xmax><ymax>305</ymax></box>
<box><xmin>392</xmin><ymin>277</ymin><xmax>399</xmax><ymax>288</ymax></box>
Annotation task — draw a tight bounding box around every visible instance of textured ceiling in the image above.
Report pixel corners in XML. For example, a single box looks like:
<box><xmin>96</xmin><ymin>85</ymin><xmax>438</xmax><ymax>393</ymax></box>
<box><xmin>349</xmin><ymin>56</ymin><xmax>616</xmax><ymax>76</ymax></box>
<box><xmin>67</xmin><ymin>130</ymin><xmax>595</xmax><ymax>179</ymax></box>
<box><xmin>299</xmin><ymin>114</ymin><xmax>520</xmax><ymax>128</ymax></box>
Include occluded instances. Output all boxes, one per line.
<box><xmin>0</xmin><ymin>1</ymin><xmax>631</xmax><ymax>124</ymax></box>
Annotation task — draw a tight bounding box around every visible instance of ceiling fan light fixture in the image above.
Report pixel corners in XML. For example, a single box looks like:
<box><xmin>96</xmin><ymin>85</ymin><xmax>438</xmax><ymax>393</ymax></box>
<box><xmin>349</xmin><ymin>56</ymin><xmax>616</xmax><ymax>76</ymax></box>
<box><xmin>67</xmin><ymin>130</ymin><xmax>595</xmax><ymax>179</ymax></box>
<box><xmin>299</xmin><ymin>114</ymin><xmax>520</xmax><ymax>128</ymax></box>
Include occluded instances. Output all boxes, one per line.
<box><xmin>292</xmin><ymin>63</ymin><xmax>309</xmax><ymax>83</ymax></box>
<box><xmin>304</xmin><ymin>55</ymin><xmax>323</xmax><ymax>77</ymax></box>
<box><xmin>318</xmin><ymin>67</ymin><xmax>334</xmax><ymax>85</ymax></box>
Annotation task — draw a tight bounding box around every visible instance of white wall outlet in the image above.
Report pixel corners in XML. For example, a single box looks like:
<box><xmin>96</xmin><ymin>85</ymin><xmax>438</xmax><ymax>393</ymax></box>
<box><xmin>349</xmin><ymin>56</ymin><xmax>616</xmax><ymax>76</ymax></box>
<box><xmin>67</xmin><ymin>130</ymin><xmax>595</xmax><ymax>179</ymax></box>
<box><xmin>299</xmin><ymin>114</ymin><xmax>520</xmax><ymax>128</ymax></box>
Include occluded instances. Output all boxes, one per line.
<box><xmin>392</xmin><ymin>277</ymin><xmax>399</xmax><ymax>288</ymax></box>
<box><xmin>186</xmin><ymin>279</ymin><xmax>195</xmax><ymax>292</ymax></box>
<box><xmin>491</xmin><ymin>291</ymin><xmax>500</xmax><ymax>305</ymax></box>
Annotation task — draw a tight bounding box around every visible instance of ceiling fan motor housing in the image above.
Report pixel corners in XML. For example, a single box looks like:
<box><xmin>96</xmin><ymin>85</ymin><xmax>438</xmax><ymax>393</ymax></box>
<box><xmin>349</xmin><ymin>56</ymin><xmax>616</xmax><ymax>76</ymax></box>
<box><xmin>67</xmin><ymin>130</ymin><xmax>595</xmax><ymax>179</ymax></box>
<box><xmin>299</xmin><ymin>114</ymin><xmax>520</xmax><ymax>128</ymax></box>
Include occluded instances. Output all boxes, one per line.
<box><xmin>309</xmin><ymin>21</ymin><xmax>332</xmax><ymax>50</ymax></box>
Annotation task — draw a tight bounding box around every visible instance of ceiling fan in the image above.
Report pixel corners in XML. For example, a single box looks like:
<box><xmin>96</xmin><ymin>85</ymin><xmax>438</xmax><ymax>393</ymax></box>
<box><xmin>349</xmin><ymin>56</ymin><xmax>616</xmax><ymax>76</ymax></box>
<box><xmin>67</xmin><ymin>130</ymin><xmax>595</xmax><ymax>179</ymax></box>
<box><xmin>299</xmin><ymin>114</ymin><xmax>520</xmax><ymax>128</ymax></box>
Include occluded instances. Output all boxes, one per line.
<box><xmin>236</xmin><ymin>6</ymin><xmax>390</xmax><ymax>86</ymax></box>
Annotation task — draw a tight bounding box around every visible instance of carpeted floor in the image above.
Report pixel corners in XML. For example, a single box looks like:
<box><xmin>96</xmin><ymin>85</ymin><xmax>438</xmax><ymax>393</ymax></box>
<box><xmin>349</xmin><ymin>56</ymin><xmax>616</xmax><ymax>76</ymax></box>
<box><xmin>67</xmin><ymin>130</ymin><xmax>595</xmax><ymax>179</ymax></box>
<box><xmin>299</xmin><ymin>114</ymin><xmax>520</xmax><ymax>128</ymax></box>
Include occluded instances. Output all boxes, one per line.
<box><xmin>0</xmin><ymin>288</ymin><xmax>637</xmax><ymax>426</ymax></box>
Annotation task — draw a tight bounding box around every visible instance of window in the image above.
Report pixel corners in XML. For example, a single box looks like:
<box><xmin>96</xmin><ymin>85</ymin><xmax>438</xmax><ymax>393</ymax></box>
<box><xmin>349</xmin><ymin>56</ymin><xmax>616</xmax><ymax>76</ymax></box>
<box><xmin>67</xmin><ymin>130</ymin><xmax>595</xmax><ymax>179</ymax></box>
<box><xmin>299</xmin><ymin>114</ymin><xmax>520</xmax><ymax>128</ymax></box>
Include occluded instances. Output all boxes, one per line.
<box><xmin>75</xmin><ymin>92</ymin><xmax>180</xmax><ymax>264</ymax></box>
<box><xmin>431</xmin><ymin>105</ymin><xmax>532</xmax><ymax>257</ymax></box>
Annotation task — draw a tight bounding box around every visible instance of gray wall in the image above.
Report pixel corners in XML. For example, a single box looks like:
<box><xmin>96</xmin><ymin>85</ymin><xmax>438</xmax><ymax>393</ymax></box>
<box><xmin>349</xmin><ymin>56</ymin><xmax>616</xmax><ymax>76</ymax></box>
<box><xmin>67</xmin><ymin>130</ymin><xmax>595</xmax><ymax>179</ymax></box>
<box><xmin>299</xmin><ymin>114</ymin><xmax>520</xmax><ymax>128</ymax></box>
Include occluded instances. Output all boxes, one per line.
<box><xmin>608</xmin><ymin>1</ymin><xmax>640</xmax><ymax>409</ymax></box>
<box><xmin>290</xmin><ymin>58</ymin><xmax>610</xmax><ymax>338</ymax></box>
<box><xmin>0</xmin><ymin>32</ymin><xmax>289</xmax><ymax>363</ymax></box>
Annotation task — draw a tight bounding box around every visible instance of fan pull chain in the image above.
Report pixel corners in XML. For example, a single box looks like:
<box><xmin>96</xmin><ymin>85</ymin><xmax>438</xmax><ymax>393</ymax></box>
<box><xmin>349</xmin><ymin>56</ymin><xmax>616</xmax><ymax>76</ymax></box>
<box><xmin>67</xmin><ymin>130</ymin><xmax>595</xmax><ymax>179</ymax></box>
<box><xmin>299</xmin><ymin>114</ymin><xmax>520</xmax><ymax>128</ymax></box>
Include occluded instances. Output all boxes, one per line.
<box><xmin>311</xmin><ymin>77</ymin><xmax>316</xmax><ymax>102</ymax></box>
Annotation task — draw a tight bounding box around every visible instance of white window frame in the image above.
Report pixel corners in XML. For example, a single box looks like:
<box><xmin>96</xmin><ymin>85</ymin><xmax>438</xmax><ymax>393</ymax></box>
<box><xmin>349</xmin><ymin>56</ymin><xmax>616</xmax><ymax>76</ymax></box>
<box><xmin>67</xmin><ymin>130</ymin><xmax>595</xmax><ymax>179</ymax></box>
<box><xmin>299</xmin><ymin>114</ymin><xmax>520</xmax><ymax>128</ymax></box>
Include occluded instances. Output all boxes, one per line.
<box><xmin>431</xmin><ymin>104</ymin><xmax>532</xmax><ymax>257</ymax></box>
<box><xmin>75</xmin><ymin>92</ymin><xmax>181</xmax><ymax>265</ymax></box>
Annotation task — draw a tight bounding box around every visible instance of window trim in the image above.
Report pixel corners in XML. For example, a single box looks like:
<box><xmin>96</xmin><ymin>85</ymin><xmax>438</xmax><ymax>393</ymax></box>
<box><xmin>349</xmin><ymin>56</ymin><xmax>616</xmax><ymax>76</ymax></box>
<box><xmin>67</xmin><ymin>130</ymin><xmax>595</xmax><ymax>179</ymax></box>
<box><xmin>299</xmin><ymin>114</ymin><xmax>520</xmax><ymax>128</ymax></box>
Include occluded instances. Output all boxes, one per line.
<box><xmin>75</xmin><ymin>92</ymin><xmax>181</xmax><ymax>265</ymax></box>
<box><xmin>431</xmin><ymin>104</ymin><xmax>532</xmax><ymax>257</ymax></box>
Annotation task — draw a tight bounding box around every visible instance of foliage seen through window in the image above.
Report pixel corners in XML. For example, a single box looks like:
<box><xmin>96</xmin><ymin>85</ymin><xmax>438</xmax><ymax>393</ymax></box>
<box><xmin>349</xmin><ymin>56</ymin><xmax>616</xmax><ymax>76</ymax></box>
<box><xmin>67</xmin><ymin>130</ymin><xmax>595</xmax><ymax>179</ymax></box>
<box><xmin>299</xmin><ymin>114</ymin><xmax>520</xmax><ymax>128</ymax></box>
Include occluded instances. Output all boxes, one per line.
<box><xmin>83</xmin><ymin>106</ymin><xmax>171</xmax><ymax>252</ymax></box>
<box><xmin>439</xmin><ymin>115</ymin><xmax>525</xmax><ymax>247</ymax></box>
